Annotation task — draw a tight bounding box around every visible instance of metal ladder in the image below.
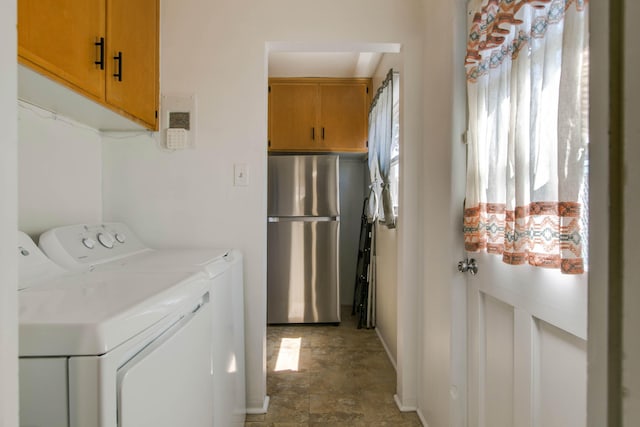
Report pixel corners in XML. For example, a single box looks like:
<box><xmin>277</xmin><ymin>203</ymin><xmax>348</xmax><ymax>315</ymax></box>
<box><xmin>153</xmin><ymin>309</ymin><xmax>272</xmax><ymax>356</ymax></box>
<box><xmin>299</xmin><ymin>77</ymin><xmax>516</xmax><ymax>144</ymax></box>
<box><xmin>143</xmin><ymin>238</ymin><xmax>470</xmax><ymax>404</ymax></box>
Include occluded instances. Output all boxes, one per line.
<box><xmin>352</xmin><ymin>198</ymin><xmax>373</xmax><ymax>329</ymax></box>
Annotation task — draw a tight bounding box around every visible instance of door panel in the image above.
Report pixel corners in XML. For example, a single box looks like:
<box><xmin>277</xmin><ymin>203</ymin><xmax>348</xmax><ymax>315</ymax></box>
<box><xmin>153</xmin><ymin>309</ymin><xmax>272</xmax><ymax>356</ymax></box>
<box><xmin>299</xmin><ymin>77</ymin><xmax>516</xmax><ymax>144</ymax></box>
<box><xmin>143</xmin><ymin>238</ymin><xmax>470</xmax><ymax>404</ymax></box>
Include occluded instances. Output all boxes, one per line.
<box><xmin>537</xmin><ymin>320</ymin><xmax>587</xmax><ymax>427</ymax></box>
<box><xmin>469</xmin><ymin>253</ymin><xmax>587</xmax><ymax>339</ymax></box>
<box><xmin>483</xmin><ymin>294</ymin><xmax>514</xmax><ymax>427</ymax></box>
<box><xmin>467</xmin><ymin>252</ymin><xmax>587</xmax><ymax>427</ymax></box>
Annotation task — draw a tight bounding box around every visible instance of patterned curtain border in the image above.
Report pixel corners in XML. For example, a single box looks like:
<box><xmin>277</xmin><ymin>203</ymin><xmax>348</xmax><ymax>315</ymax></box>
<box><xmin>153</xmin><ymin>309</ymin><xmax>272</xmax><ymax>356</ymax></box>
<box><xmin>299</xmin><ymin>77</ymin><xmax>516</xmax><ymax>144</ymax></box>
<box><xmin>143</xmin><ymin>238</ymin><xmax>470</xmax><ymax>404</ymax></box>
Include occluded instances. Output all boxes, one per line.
<box><xmin>465</xmin><ymin>0</ymin><xmax>588</xmax><ymax>82</ymax></box>
<box><xmin>464</xmin><ymin>201</ymin><xmax>584</xmax><ymax>274</ymax></box>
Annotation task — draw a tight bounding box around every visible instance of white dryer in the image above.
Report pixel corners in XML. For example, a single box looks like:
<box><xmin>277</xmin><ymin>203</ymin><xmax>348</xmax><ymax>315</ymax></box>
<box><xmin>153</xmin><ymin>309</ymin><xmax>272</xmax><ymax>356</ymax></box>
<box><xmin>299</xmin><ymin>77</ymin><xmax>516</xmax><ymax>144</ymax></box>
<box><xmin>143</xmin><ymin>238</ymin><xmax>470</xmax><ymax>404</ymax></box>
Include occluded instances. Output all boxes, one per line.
<box><xmin>39</xmin><ymin>223</ymin><xmax>246</xmax><ymax>427</ymax></box>
<box><xmin>18</xmin><ymin>232</ymin><xmax>214</xmax><ymax>427</ymax></box>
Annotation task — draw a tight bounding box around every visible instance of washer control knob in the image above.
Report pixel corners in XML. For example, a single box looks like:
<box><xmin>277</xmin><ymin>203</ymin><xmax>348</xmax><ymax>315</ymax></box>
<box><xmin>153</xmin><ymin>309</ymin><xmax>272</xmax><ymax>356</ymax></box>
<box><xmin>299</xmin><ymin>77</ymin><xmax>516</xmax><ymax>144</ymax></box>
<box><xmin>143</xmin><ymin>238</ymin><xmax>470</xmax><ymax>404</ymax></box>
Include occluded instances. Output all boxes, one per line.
<box><xmin>97</xmin><ymin>232</ymin><xmax>115</xmax><ymax>249</ymax></box>
<box><xmin>115</xmin><ymin>233</ymin><xmax>126</xmax><ymax>244</ymax></box>
<box><xmin>82</xmin><ymin>238</ymin><xmax>96</xmax><ymax>249</ymax></box>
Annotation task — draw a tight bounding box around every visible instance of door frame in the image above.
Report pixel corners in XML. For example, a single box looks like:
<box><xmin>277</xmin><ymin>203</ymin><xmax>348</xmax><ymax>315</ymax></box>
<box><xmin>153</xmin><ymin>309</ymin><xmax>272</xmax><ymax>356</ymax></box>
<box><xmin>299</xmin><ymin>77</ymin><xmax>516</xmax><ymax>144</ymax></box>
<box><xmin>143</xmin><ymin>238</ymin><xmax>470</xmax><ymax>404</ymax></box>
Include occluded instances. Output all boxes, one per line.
<box><xmin>587</xmin><ymin>1</ymin><xmax>620</xmax><ymax>426</ymax></box>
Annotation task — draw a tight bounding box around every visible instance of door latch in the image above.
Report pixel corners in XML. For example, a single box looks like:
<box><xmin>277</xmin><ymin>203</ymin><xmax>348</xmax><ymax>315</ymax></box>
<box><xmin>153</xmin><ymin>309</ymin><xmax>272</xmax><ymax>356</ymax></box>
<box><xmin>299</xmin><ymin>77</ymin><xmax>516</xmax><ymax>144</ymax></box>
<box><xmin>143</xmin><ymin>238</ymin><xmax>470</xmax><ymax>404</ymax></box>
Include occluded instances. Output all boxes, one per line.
<box><xmin>457</xmin><ymin>258</ymin><xmax>478</xmax><ymax>275</ymax></box>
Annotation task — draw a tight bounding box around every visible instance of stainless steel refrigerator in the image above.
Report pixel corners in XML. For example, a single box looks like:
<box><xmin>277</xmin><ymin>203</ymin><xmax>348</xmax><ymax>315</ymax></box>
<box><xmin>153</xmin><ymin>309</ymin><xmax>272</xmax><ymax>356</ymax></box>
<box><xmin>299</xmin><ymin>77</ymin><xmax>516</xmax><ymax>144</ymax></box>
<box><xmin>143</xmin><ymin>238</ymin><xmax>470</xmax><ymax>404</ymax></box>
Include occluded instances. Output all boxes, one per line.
<box><xmin>267</xmin><ymin>154</ymin><xmax>340</xmax><ymax>324</ymax></box>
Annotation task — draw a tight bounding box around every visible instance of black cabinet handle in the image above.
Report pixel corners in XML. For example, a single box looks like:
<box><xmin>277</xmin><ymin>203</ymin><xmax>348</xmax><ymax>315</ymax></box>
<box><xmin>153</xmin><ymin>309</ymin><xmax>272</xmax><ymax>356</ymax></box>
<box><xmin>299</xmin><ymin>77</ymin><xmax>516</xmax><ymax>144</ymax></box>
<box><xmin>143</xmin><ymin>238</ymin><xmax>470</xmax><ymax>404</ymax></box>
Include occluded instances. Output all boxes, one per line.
<box><xmin>312</xmin><ymin>127</ymin><xmax>315</xmax><ymax>141</ymax></box>
<box><xmin>113</xmin><ymin>52</ymin><xmax>123</xmax><ymax>81</ymax></box>
<box><xmin>94</xmin><ymin>37</ymin><xmax>104</xmax><ymax>70</ymax></box>
<box><xmin>322</xmin><ymin>127</ymin><xmax>325</xmax><ymax>140</ymax></box>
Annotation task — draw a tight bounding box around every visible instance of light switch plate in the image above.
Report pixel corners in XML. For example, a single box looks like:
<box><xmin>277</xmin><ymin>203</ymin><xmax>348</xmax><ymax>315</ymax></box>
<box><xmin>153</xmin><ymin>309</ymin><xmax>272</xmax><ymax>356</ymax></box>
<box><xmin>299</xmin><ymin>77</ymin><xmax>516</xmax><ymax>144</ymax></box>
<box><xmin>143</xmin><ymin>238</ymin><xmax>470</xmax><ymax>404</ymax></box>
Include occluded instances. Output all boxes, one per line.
<box><xmin>234</xmin><ymin>164</ymin><xmax>248</xmax><ymax>186</ymax></box>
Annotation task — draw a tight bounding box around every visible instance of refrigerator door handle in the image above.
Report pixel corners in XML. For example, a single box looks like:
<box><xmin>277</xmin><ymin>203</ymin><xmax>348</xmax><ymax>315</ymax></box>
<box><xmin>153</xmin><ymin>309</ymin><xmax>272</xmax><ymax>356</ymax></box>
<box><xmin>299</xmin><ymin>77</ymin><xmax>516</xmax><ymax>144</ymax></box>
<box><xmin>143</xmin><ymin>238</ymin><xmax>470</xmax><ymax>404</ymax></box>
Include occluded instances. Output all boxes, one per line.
<box><xmin>268</xmin><ymin>216</ymin><xmax>340</xmax><ymax>223</ymax></box>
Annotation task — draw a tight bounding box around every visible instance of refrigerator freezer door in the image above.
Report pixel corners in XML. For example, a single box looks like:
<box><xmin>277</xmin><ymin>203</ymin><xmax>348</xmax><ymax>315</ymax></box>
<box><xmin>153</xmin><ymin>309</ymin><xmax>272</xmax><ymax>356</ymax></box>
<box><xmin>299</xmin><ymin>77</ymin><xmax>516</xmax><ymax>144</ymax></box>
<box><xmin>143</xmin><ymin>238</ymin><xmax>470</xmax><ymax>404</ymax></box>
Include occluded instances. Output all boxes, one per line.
<box><xmin>267</xmin><ymin>220</ymin><xmax>340</xmax><ymax>323</ymax></box>
<box><xmin>268</xmin><ymin>155</ymin><xmax>340</xmax><ymax>217</ymax></box>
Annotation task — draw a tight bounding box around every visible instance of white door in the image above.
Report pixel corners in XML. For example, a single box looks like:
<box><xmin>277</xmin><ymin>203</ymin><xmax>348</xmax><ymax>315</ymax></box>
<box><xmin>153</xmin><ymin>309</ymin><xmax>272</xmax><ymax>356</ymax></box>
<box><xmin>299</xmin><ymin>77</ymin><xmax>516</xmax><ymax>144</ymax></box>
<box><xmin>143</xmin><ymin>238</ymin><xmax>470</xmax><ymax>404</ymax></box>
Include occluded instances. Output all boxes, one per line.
<box><xmin>460</xmin><ymin>1</ymin><xmax>589</xmax><ymax>424</ymax></box>
<box><xmin>463</xmin><ymin>250</ymin><xmax>587</xmax><ymax>427</ymax></box>
<box><xmin>467</xmin><ymin>253</ymin><xmax>587</xmax><ymax>427</ymax></box>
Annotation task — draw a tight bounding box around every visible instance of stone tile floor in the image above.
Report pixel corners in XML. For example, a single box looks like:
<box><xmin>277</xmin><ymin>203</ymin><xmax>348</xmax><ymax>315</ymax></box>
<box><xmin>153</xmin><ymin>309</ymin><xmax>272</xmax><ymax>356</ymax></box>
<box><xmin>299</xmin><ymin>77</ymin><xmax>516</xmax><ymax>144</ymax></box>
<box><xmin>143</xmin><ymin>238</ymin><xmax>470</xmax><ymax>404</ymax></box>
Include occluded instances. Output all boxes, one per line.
<box><xmin>244</xmin><ymin>306</ymin><xmax>422</xmax><ymax>426</ymax></box>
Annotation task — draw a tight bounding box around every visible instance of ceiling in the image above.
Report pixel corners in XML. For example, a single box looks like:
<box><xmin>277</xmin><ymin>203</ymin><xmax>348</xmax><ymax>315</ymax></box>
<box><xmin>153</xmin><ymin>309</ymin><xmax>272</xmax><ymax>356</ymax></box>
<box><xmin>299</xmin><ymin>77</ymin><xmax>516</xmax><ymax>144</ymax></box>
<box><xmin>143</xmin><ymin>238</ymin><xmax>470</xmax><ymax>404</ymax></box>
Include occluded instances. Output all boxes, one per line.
<box><xmin>268</xmin><ymin>51</ymin><xmax>384</xmax><ymax>78</ymax></box>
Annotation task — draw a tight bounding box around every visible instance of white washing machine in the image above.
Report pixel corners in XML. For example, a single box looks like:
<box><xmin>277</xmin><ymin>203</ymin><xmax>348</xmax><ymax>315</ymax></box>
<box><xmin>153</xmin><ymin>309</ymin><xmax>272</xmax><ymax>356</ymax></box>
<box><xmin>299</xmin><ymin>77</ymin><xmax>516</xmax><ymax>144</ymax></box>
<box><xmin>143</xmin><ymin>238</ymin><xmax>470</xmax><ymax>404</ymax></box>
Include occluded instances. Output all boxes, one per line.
<box><xmin>18</xmin><ymin>232</ymin><xmax>214</xmax><ymax>427</ymax></box>
<box><xmin>38</xmin><ymin>223</ymin><xmax>246</xmax><ymax>427</ymax></box>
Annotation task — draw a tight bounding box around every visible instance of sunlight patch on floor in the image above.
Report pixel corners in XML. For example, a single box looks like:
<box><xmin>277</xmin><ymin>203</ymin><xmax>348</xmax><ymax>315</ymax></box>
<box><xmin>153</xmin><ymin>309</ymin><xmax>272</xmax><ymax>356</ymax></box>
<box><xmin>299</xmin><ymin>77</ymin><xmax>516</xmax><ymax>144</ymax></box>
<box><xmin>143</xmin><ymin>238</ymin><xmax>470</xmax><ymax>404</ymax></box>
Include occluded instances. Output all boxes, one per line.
<box><xmin>274</xmin><ymin>337</ymin><xmax>302</xmax><ymax>372</ymax></box>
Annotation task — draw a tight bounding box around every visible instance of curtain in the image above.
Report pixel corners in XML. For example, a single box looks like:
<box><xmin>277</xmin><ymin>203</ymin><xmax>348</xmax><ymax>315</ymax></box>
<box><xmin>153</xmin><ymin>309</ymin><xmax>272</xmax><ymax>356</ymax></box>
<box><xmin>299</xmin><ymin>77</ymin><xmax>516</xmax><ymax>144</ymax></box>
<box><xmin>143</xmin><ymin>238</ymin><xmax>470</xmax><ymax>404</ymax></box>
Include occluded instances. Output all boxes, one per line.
<box><xmin>368</xmin><ymin>69</ymin><xmax>396</xmax><ymax>228</ymax></box>
<box><xmin>464</xmin><ymin>0</ymin><xmax>589</xmax><ymax>274</ymax></box>
<box><xmin>361</xmin><ymin>69</ymin><xmax>396</xmax><ymax>329</ymax></box>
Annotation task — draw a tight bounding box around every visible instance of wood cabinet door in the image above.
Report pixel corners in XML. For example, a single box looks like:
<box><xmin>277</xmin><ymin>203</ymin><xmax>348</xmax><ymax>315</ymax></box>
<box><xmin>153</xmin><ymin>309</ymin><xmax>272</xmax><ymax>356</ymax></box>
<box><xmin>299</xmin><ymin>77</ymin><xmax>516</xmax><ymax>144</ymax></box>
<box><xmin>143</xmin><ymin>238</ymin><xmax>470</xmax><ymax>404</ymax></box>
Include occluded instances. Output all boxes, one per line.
<box><xmin>269</xmin><ymin>83</ymin><xmax>319</xmax><ymax>151</ymax></box>
<box><xmin>18</xmin><ymin>0</ymin><xmax>106</xmax><ymax>100</ymax></box>
<box><xmin>106</xmin><ymin>0</ymin><xmax>159</xmax><ymax>129</ymax></box>
<box><xmin>319</xmin><ymin>82</ymin><xmax>369</xmax><ymax>153</ymax></box>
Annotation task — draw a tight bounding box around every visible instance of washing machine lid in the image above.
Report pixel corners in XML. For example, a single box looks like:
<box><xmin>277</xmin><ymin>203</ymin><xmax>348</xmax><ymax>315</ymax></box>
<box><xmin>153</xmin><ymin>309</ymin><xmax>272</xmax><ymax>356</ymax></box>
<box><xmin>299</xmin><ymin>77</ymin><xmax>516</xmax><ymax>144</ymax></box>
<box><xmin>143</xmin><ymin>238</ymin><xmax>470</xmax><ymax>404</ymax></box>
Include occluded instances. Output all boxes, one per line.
<box><xmin>19</xmin><ymin>269</ymin><xmax>209</xmax><ymax>357</ymax></box>
<box><xmin>89</xmin><ymin>248</ymin><xmax>231</xmax><ymax>278</ymax></box>
<box><xmin>19</xmin><ymin>231</ymin><xmax>210</xmax><ymax>356</ymax></box>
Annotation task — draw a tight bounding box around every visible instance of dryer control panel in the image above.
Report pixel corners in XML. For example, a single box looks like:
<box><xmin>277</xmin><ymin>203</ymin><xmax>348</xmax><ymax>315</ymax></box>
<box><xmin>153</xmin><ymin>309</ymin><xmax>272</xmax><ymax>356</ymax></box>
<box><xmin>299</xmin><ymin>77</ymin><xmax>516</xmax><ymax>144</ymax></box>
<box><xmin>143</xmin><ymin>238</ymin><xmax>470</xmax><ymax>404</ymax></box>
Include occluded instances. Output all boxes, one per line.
<box><xmin>39</xmin><ymin>223</ymin><xmax>151</xmax><ymax>271</ymax></box>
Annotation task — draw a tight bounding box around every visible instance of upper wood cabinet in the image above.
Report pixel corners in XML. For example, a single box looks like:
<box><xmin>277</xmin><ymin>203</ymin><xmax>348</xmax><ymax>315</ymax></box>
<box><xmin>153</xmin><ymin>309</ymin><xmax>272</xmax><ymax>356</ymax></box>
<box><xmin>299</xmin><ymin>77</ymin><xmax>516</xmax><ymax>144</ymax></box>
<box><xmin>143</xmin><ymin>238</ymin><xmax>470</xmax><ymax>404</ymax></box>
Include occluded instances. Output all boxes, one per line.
<box><xmin>18</xmin><ymin>0</ymin><xmax>106</xmax><ymax>100</ymax></box>
<box><xmin>18</xmin><ymin>0</ymin><xmax>159</xmax><ymax>130</ymax></box>
<box><xmin>319</xmin><ymin>82</ymin><xmax>370</xmax><ymax>152</ymax></box>
<box><xmin>105</xmin><ymin>0</ymin><xmax>158</xmax><ymax>127</ymax></box>
<box><xmin>268</xmin><ymin>78</ymin><xmax>372</xmax><ymax>153</ymax></box>
<box><xmin>268</xmin><ymin>82</ymin><xmax>318</xmax><ymax>152</ymax></box>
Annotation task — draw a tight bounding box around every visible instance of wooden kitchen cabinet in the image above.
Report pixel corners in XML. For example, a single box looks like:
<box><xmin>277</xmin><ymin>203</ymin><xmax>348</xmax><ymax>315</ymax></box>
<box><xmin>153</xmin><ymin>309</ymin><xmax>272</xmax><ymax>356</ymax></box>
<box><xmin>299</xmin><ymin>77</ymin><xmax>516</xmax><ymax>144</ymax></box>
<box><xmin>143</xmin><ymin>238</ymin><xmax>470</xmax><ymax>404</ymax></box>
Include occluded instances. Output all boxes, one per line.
<box><xmin>268</xmin><ymin>78</ymin><xmax>371</xmax><ymax>153</ymax></box>
<box><xmin>18</xmin><ymin>0</ymin><xmax>106</xmax><ymax>100</ymax></box>
<box><xmin>268</xmin><ymin>82</ymin><xmax>318</xmax><ymax>152</ymax></box>
<box><xmin>18</xmin><ymin>0</ymin><xmax>159</xmax><ymax>130</ymax></box>
<box><xmin>319</xmin><ymin>82</ymin><xmax>370</xmax><ymax>152</ymax></box>
<box><xmin>106</xmin><ymin>0</ymin><xmax>158</xmax><ymax>127</ymax></box>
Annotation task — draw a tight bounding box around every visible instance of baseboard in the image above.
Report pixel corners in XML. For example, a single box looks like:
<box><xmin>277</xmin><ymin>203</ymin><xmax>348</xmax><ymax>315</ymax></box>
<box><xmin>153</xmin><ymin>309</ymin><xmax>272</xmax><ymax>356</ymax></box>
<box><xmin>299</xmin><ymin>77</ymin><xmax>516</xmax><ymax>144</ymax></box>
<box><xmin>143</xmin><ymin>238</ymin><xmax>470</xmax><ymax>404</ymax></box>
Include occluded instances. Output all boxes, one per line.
<box><xmin>375</xmin><ymin>327</ymin><xmax>397</xmax><ymax>371</ymax></box>
<box><xmin>393</xmin><ymin>393</ymin><xmax>416</xmax><ymax>412</ymax></box>
<box><xmin>416</xmin><ymin>407</ymin><xmax>429</xmax><ymax>427</ymax></box>
<box><xmin>394</xmin><ymin>394</ymin><xmax>426</xmax><ymax>425</ymax></box>
<box><xmin>245</xmin><ymin>395</ymin><xmax>270</xmax><ymax>415</ymax></box>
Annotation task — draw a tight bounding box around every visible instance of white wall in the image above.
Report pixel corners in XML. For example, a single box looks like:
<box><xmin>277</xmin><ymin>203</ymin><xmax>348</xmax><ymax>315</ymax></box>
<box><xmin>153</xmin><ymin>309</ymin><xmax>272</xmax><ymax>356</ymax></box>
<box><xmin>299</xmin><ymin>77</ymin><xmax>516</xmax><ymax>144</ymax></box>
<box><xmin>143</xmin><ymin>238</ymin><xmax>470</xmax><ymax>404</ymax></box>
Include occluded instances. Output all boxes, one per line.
<box><xmin>18</xmin><ymin>103</ymin><xmax>103</xmax><ymax>238</ymax></box>
<box><xmin>370</xmin><ymin>52</ymin><xmax>402</xmax><ymax>366</ymax></box>
<box><xmin>375</xmin><ymin>224</ymin><xmax>398</xmax><ymax>364</ymax></box>
<box><xmin>0</xmin><ymin>0</ymin><xmax>18</xmax><ymax>425</ymax></box>
<box><xmin>338</xmin><ymin>156</ymin><xmax>366</xmax><ymax>307</ymax></box>
<box><xmin>102</xmin><ymin>0</ymin><xmax>425</xmax><ymax>412</ymax></box>
<box><xmin>418</xmin><ymin>1</ymin><xmax>468</xmax><ymax>426</ymax></box>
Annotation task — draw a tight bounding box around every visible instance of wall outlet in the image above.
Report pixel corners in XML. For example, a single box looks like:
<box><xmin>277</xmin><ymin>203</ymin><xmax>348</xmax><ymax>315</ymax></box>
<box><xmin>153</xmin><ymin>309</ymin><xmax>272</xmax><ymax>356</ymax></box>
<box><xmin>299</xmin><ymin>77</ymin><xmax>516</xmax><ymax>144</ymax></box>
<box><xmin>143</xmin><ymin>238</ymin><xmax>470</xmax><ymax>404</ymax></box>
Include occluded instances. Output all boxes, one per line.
<box><xmin>234</xmin><ymin>164</ymin><xmax>249</xmax><ymax>186</ymax></box>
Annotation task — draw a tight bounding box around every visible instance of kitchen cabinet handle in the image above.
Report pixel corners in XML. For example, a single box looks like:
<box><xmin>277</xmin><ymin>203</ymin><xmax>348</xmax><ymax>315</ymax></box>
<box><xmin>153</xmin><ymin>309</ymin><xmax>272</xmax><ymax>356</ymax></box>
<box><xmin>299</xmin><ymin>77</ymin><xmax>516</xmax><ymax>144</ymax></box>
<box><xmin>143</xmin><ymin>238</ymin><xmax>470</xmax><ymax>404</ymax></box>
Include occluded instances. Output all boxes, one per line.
<box><xmin>312</xmin><ymin>127</ymin><xmax>315</xmax><ymax>141</ymax></box>
<box><xmin>322</xmin><ymin>127</ymin><xmax>325</xmax><ymax>140</ymax></box>
<box><xmin>113</xmin><ymin>52</ymin><xmax>123</xmax><ymax>81</ymax></box>
<box><xmin>94</xmin><ymin>37</ymin><xmax>105</xmax><ymax>70</ymax></box>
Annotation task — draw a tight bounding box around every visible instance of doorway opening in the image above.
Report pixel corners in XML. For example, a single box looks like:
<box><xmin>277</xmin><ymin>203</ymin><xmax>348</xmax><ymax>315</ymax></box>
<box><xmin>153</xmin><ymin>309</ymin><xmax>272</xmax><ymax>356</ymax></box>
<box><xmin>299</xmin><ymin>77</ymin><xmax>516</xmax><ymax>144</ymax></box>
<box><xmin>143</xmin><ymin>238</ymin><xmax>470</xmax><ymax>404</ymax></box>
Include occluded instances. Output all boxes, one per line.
<box><xmin>265</xmin><ymin>40</ymin><xmax>404</xmax><ymax>383</ymax></box>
